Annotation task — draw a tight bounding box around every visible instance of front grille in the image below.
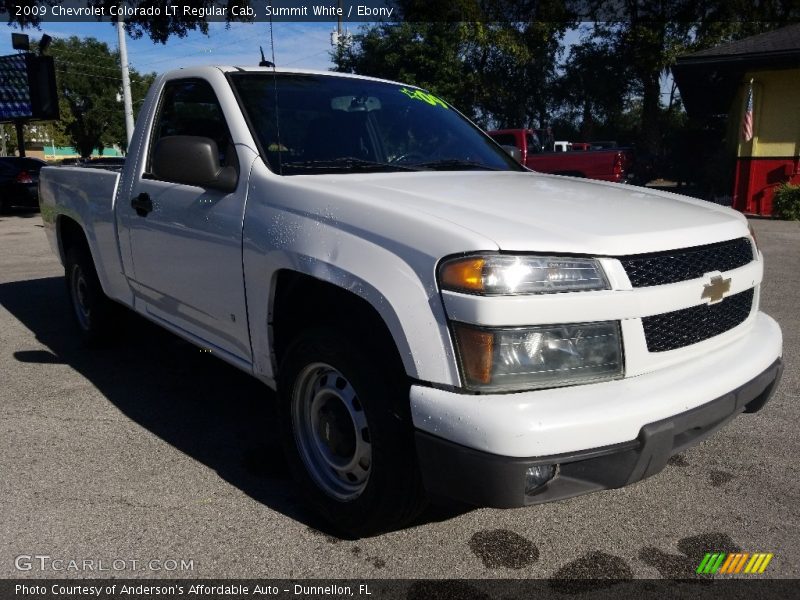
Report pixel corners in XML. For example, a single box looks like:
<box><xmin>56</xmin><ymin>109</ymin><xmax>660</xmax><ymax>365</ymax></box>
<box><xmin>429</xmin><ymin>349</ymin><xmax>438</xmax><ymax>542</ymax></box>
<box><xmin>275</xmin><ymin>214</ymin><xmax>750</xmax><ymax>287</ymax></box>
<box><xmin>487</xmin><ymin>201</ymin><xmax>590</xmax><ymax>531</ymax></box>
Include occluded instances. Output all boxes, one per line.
<box><xmin>620</xmin><ymin>238</ymin><xmax>753</xmax><ymax>288</ymax></box>
<box><xmin>642</xmin><ymin>288</ymin><xmax>754</xmax><ymax>352</ymax></box>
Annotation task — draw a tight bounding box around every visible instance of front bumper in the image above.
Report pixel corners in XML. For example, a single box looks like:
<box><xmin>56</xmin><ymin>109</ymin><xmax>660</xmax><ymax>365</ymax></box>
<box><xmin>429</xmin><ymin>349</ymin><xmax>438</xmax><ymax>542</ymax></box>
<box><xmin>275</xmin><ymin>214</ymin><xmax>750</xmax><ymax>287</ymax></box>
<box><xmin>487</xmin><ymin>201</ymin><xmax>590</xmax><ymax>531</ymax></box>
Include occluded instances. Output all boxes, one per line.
<box><xmin>411</xmin><ymin>313</ymin><xmax>782</xmax><ymax>457</ymax></box>
<box><xmin>416</xmin><ymin>357</ymin><xmax>782</xmax><ymax>508</ymax></box>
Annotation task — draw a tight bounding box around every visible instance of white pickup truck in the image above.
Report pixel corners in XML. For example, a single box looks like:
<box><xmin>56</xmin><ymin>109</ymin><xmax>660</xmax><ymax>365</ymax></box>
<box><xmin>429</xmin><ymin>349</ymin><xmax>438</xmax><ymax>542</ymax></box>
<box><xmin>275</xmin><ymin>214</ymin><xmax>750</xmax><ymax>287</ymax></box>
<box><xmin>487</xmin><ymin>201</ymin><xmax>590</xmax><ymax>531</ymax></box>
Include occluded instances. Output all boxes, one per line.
<box><xmin>40</xmin><ymin>67</ymin><xmax>783</xmax><ymax>536</ymax></box>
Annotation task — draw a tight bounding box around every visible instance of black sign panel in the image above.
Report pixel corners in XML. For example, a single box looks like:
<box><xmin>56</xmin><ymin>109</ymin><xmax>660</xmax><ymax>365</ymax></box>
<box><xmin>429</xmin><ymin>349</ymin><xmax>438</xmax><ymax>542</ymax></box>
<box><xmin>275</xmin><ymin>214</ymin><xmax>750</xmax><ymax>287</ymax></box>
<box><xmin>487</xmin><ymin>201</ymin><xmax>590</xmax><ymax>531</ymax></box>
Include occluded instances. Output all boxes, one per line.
<box><xmin>0</xmin><ymin>53</ymin><xmax>59</xmax><ymax>122</ymax></box>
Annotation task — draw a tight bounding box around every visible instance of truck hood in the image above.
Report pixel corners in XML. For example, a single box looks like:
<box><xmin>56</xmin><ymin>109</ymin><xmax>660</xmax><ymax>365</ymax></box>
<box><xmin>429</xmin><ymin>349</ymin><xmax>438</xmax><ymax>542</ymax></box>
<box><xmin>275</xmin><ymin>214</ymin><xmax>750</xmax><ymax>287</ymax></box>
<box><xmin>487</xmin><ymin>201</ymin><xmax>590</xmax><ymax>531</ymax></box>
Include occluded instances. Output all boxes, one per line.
<box><xmin>301</xmin><ymin>170</ymin><xmax>748</xmax><ymax>255</ymax></box>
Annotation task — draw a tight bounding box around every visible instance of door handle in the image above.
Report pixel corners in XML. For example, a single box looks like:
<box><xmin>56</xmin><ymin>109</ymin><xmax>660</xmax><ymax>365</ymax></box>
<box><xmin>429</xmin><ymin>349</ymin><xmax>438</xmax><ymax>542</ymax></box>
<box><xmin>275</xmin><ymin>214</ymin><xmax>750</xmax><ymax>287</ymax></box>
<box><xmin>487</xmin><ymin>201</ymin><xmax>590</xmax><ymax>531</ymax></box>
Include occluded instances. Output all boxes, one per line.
<box><xmin>131</xmin><ymin>192</ymin><xmax>153</xmax><ymax>217</ymax></box>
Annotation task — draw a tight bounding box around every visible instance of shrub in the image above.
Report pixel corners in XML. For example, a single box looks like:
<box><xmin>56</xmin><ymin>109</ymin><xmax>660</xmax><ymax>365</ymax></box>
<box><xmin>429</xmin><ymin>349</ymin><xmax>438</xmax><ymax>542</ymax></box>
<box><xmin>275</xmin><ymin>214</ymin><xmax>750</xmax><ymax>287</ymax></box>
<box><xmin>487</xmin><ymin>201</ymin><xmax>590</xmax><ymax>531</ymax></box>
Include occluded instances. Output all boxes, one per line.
<box><xmin>773</xmin><ymin>183</ymin><xmax>800</xmax><ymax>220</ymax></box>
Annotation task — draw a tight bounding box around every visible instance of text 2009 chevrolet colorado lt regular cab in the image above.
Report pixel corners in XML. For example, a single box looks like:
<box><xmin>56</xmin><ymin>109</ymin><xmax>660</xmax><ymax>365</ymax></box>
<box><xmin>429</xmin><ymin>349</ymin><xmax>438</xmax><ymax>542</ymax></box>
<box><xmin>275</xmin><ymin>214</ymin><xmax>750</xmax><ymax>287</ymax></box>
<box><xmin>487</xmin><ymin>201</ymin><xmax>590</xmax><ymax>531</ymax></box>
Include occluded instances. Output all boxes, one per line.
<box><xmin>40</xmin><ymin>67</ymin><xmax>783</xmax><ymax>536</ymax></box>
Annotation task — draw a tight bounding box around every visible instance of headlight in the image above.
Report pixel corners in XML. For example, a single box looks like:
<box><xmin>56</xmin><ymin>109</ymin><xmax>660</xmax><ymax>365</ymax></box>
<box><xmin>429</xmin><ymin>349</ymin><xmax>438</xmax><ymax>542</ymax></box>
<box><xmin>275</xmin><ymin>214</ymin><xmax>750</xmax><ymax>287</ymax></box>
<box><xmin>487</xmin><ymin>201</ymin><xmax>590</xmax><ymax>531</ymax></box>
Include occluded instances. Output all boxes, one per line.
<box><xmin>452</xmin><ymin>321</ymin><xmax>623</xmax><ymax>392</ymax></box>
<box><xmin>439</xmin><ymin>255</ymin><xmax>608</xmax><ymax>295</ymax></box>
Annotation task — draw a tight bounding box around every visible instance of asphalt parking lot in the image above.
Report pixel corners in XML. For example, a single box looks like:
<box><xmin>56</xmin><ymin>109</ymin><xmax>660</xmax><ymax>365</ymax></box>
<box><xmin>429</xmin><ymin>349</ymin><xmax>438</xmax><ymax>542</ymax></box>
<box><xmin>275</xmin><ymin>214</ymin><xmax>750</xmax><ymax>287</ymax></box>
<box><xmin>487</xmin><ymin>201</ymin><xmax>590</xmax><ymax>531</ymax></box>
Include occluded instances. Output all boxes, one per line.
<box><xmin>0</xmin><ymin>211</ymin><xmax>798</xmax><ymax>580</ymax></box>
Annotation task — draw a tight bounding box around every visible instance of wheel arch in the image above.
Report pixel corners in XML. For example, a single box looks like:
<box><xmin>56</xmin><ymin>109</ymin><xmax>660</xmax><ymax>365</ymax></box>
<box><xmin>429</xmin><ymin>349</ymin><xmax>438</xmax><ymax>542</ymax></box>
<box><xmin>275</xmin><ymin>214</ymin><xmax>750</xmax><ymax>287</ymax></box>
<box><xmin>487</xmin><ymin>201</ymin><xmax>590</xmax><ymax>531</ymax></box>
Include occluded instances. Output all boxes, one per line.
<box><xmin>54</xmin><ymin>212</ymin><xmax>133</xmax><ymax>306</ymax></box>
<box><xmin>56</xmin><ymin>214</ymin><xmax>90</xmax><ymax>265</ymax></box>
<box><xmin>269</xmin><ymin>269</ymin><xmax>411</xmax><ymax>386</ymax></box>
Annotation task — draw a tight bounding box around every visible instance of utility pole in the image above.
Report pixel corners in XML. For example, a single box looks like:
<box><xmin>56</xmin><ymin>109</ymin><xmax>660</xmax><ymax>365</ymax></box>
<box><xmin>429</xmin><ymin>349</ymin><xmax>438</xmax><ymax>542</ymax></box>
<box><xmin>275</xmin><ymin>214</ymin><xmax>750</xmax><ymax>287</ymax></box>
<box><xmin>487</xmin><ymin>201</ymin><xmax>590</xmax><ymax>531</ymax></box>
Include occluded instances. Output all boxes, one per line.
<box><xmin>117</xmin><ymin>20</ymin><xmax>135</xmax><ymax>146</ymax></box>
<box><xmin>337</xmin><ymin>0</ymin><xmax>342</xmax><ymax>41</ymax></box>
<box><xmin>15</xmin><ymin>121</ymin><xmax>25</xmax><ymax>157</ymax></box>
<box><xmin>330</xmin><ymin>0</ymin><xmax>351</xmax><ymax>55</ymax></box>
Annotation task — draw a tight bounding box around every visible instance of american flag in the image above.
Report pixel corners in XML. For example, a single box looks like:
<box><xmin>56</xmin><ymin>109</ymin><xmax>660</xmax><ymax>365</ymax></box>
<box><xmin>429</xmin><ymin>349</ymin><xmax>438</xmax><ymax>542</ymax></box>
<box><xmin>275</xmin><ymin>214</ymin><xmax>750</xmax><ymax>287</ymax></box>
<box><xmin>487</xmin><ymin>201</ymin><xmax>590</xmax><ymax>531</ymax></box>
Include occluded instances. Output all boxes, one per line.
<box><xmin>742</xmin><ymin>82</ymin><xmax>754</xmax><ymax>142</ymax></box>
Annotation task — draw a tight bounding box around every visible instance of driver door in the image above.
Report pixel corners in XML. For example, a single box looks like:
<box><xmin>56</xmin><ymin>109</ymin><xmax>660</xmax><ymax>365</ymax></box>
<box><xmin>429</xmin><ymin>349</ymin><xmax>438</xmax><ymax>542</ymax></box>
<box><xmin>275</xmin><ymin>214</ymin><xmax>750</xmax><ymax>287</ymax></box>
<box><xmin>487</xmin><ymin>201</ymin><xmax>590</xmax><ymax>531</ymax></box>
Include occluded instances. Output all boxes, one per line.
<box><xmin>123</xmin><ymin>78</ymin><xmax>252</xmax><ymax>364</ymax></box>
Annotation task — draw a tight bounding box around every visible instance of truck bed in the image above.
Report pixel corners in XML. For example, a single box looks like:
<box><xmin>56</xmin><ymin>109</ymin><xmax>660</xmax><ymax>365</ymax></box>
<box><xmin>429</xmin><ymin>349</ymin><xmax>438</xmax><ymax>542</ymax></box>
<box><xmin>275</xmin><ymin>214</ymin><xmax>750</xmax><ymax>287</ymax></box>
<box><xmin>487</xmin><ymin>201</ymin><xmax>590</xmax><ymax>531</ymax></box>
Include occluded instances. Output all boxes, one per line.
<box><xmin>39</xmin><ymin>166</ymin><xmax>128</xmax><ymax>303</ymax></box>
<box><xmin>527</xmin><ymin>149</ymin><xmax>629</xmax><ymax>181</ymax></box>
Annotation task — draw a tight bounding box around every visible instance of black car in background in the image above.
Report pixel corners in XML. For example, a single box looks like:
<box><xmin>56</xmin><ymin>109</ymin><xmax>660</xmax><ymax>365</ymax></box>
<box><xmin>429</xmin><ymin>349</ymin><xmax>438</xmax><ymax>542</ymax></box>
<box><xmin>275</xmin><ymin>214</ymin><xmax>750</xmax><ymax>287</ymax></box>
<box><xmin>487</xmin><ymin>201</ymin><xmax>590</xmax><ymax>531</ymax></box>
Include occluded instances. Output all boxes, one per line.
<box><xmin>0</xmin><ymin>157</ymin><xmax>47</xmax><ymax>212</ymax></box>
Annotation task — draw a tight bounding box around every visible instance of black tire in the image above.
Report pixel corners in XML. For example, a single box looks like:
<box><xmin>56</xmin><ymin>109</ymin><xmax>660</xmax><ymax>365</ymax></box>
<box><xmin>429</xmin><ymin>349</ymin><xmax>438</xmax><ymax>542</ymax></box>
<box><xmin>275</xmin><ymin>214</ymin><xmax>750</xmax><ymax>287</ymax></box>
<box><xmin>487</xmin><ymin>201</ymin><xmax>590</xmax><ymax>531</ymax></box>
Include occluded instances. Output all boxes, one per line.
<box><xmin>278</xmin><ymin>328</ymin><xmax>426</xmax><ymax>537</ymax></box>
<box><xmin>64</xmin><ymin>244</ymin><xmax>117</xmax><ymax>345</ymax></box>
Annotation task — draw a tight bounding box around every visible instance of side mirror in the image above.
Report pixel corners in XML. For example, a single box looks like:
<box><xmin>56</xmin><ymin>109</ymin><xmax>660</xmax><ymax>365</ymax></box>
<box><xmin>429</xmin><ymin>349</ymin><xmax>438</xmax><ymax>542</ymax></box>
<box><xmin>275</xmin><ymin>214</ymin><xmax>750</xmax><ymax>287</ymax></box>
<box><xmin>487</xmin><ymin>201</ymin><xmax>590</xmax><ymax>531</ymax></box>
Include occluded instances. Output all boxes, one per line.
<box><xmin>151</xmin><ymin>135</ymin><xmax>238</xmax><ymax>192</ymax></box>
<box><xmin>501</xmin><ymin>144</ymin><xmax>522</xmax><ymax>163</ymax></box>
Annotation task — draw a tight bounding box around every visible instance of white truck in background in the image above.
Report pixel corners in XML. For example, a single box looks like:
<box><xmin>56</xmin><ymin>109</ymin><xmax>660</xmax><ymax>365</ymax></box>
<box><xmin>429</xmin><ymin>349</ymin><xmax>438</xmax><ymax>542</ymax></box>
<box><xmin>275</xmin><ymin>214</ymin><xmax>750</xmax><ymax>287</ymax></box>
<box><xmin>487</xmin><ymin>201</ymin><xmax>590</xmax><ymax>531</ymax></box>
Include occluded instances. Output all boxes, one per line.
<box><xmin>40</xmin><ymin>66</ymin><xmax>783</xmax><ymax>536</ymax></box>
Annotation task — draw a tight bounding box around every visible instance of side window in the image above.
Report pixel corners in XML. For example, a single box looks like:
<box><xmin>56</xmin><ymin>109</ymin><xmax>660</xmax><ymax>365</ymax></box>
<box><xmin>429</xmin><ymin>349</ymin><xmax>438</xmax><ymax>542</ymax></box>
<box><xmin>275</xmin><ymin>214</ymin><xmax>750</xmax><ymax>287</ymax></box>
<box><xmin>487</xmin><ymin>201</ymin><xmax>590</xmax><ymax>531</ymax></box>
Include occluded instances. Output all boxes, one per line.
<box><xmin>491</xmin><ymin>133</ymin><xmax>517</xmax><ymax>148</ymax></box>
<box><xmin>526</xmin><ymin>133</ymin><xmax>542</xmax><ymax>154</ymax></box>
<box><xmin>149</xmin><ymin>79</ymin><xmax>236</xmax><ymax>176</ymax></box>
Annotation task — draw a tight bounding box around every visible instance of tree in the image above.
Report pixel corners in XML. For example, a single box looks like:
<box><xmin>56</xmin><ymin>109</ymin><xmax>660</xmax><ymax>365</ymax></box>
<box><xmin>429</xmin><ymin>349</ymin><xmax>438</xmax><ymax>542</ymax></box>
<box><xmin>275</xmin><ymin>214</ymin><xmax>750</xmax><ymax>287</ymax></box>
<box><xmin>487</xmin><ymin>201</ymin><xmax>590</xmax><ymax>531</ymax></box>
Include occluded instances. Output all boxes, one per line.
<box><xmin>580</xmin><ymin>0</ymin><xmax>800</xmax><ymax>157</ymax></box>
<box><xmin>334</xmin><ymin>7</ymin><xmax>571</xmax><ymax>129</ymax></box>
<box><xmin>102</xmin><ymin>69</ymin><xmax>157</xmax><ymax>152</ymax></box>
<box><xmin>49</xmin><ymin>37</ymin><xmax>154</xmax><ymax>157</ymax></box>
<box><xmin>335</xmin><ymin>22</ymin><xmax>482</xmax><ymax>121</ymax></box>
<box><xmin>552</xmin><ymin>37</ymin><xmax>631</xmax><ymax>140</ymax></box>
<box><xmin>474</xmin><ymin>20</ymin><xmax>569</xmax><ymax>129</ymax></box>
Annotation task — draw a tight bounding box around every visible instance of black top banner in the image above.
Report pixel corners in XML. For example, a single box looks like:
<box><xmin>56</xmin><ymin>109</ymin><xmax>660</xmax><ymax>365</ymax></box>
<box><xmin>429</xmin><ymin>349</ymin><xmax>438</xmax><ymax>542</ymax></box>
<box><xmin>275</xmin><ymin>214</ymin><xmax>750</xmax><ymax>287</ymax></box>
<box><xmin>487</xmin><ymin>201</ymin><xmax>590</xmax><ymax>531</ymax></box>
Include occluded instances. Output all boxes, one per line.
<box><xmin>3</xmin><ymin>0</ymin><xmax>800</xmax><ymax>24</ymax></box>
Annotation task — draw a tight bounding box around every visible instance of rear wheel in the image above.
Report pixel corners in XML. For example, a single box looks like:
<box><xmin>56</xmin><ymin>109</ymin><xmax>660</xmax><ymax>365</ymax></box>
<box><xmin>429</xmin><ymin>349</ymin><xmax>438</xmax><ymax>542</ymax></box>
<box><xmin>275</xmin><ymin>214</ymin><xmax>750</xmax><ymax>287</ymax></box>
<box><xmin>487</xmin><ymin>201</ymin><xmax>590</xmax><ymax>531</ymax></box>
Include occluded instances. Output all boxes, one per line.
<box><xmin>65</xmin><ymin>245</ymin><xmax>116</xmax><ymax>344</ymax></box>
<box><xmin>278</xmin><ymin>328</ymin><xmax>425</xmax><ymax>537</ymax></box>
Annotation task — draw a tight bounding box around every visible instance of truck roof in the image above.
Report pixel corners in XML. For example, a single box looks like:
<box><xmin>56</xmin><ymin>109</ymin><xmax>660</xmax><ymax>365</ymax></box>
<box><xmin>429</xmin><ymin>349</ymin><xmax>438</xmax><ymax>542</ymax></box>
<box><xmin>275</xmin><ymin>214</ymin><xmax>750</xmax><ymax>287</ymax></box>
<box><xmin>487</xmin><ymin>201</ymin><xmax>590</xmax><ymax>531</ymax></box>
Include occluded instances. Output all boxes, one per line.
<box><xmin>178</xmin><ymin>65</ymin><xmax>414</xmax><ymax>88</ymax></box>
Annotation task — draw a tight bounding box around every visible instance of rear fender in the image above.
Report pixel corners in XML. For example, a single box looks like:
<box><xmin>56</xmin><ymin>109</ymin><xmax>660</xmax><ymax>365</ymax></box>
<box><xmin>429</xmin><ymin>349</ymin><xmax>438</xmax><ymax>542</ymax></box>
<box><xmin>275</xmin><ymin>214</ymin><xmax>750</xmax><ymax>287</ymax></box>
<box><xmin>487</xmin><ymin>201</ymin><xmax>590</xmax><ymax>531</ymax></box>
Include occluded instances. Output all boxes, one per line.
<box><xmin>41</xmin><ymin>167</ymin><xmax>133</xmax><ymax>305</ymax></box>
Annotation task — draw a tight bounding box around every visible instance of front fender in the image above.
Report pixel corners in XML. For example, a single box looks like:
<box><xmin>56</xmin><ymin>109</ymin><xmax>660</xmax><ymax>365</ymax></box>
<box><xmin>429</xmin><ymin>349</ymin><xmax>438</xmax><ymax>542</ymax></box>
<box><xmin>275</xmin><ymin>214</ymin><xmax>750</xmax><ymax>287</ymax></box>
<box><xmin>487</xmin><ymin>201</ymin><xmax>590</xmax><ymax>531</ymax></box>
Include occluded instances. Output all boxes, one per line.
<box><xmin>242</xmin><ymin>195</ymin><xmax>461</xmax><ymax>387</ymax></box>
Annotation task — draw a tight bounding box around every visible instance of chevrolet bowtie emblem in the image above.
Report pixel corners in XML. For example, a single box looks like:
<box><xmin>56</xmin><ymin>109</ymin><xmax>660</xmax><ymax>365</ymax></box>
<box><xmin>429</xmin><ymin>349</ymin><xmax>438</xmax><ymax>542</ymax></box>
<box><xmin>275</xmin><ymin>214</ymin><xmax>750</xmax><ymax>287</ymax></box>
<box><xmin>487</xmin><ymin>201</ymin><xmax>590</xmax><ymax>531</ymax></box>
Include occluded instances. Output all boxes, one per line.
<box><xmin>702</xmin><ymin>275</ymin><xmax>732</xmax><ymax>304</ymax></box>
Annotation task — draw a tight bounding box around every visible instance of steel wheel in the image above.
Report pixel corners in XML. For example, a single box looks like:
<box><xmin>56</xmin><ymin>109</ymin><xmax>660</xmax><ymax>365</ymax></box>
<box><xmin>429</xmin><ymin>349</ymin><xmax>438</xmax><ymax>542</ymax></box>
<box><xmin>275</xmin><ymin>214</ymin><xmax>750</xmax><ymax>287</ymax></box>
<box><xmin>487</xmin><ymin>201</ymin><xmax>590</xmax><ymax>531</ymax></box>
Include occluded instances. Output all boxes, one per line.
<box><xmin>64</xmin><ymin>245</ymin><xmax>117</xmax><ymax>345</ymax></box>
<box><xmin>278</xmin><ymin>328</ymin><xmax>426</xmax><ymax>535</ymax></box>
<box><xmin>291</xmin><ymin>362</ymin><xmax>371</xmax><ymax>501</ymax></box>
<box><xmin>69</xmin><ymin>263</ymin><xmax>92</xmax><ymax>331</ymax></box>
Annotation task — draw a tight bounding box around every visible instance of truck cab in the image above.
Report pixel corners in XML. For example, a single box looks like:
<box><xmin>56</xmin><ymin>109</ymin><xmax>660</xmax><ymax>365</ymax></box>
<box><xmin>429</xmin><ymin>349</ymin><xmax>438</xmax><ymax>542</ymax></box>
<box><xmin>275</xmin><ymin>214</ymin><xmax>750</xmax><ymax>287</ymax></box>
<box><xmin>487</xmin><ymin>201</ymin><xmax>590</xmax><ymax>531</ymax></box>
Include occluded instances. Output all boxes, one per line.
<box><xmin>39</xmin><ymin>67</ymin><xmax>782</xmax><ymax>536</ymax></box>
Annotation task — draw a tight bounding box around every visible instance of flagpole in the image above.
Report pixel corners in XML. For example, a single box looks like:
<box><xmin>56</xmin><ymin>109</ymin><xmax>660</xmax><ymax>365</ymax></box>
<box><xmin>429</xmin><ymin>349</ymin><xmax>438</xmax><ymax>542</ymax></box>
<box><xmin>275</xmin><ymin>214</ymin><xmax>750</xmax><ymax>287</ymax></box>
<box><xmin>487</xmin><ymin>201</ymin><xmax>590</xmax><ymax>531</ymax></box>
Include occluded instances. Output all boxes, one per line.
<box><xmin>742</xmin><ymin>78</ymin><xmax>754</xmax><ymax>144</ymax></box>
<box><xmin>750</xmin><ymin>78</ymin><xmax>756</xmax><ymax>150</ymax></box>
<box><xmin>745</xmin><ymin>78</ymin><xmax>756</xmax><ymax>213</ymax></box>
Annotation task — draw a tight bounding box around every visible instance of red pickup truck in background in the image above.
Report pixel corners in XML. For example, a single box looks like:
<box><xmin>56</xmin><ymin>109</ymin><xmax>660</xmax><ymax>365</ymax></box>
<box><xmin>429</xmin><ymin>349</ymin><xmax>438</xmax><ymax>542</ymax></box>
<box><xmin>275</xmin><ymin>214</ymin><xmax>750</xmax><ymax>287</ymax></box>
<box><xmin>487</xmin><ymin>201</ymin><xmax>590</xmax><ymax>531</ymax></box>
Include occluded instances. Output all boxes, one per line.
<box><xmin>488</xmin><ymin>128</ymin><xmax>636</xmax><ymax>184</ymax></box>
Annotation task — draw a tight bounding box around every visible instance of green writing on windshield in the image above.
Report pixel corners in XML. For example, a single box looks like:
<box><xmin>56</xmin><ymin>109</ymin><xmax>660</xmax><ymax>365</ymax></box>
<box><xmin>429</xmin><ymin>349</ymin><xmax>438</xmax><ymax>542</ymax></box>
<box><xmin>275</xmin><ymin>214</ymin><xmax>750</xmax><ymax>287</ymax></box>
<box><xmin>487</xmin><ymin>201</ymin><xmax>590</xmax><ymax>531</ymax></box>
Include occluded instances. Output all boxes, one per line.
<box><xmin>399</xmin><ymin>87</ymin><xmax>449</xmax><ymax>109</ymax></box>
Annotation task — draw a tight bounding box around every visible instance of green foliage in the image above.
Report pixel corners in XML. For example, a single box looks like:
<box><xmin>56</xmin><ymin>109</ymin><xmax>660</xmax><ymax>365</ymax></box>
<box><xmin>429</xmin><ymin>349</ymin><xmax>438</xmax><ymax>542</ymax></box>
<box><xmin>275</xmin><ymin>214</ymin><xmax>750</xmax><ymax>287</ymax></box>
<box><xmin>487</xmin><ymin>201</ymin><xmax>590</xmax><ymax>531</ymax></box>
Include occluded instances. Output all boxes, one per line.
<box><xmin>335</xmin><ymin>22</ymin><xmax>479</xmax><ymax>120</ymax></box>
<box><xmin>773</xmin><ymin>184</ymin><xmax>800</xmax><ymax>221</ymax></box>
<box><xmin>48</xmin><ymin>37</ymin><xmax>155</xmax><ymax>157</ymax></box>
<box><xmin>0</xmin><ymin>123</ymin><xmax>63</xmax><ymax>156</ymax></box>
<box><xmin>334</xmin><ymin>2</ymin><xmax>797</xmax><ymax>170</ymax></box>
<box><xmin>334</xmin><ymin>18</ymin><xmax>571</xmax><ymax>130</ymax></box>
<box><xmin>570</xmin><ymin>2</ymin><xmax>799</xmax><ymax>159</ymax></box>
<box><xmin>51</xmin><ymin>37</ymin><xmax>121</xmax><ymax>157</ymax></box>
<box><xmin>552</xmin><ymin>38</ymin><xmax>631</xmax><ymax>140</ymax></box>
<box><xmin>0</xmin><ymin>125</ymin><xmax>15</xmax><ymax>155</ymax></box>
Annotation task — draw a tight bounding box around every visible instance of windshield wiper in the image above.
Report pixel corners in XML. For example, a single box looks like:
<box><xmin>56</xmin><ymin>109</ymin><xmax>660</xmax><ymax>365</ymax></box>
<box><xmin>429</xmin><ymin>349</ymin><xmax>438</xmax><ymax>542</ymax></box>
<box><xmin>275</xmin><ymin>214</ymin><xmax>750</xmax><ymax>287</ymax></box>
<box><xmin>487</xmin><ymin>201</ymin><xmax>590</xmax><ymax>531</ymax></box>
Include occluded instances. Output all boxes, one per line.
<box><xmin>411</xmin><ymin>159</ymin><xmax>500</xmax><ymax>171</ymax></box>
<box><xmin>280</xmin><ymin>157</ymin><xmax>421</xmax><ymax>173</ymax></box>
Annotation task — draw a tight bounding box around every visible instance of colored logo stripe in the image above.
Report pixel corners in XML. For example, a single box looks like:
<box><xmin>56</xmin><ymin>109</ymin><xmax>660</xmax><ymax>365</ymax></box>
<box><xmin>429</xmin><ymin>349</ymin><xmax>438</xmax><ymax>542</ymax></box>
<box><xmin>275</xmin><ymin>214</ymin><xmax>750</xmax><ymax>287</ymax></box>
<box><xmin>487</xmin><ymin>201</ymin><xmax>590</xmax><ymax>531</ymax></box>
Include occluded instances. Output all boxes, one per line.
<box><xmin>697</xmin><ymin>553</ymin><xmax>725</xmax><ymax>574</ymax></box>
<box><xmin>697</xmin><ymin>552</ymin><xmax>773</xmax><ymax>574</ymax></box>
<box><xmin>745</xmin><ymin>553</ymin><xmax>773</xmax><ymax>574</ymax></box>
<box><xmin>719</xmin><ymin>553</ymin><xmax>748</xmax><ymax>573</ymax></box>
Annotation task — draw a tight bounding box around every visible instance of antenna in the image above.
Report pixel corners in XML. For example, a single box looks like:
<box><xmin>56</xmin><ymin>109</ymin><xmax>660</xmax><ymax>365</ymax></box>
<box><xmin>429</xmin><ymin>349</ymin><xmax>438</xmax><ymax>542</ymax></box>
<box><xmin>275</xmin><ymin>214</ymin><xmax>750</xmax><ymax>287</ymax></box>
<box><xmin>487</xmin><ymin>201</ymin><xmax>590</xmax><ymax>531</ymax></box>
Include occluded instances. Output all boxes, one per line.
<box><xmin>259</xmin><ymin>46</ymin><xmax>274</xmax><ymax>68</ymax></box>
<box><xmin>267</xmin><ymin>15</ymin><xmax>282</xmax><ymax>174</ymax></box>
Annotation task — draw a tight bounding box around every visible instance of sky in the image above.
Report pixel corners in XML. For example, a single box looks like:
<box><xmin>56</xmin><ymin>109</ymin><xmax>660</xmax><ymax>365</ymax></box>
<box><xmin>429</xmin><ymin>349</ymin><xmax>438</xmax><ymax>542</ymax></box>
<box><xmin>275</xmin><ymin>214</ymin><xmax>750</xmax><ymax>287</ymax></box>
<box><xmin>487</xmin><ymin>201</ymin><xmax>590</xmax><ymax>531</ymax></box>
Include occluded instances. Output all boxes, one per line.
<box><xmin>1</xmin><ymin>20</ymin><xmax>590</xmax><ymax>76</ymax></box>
<box><xmin>0</xmin><ymin>21</ymin><xmax>673</xmax><ymax>120</ymax></box>
<box><xmin>0</xmin><ymin>20</ymin><xmax>341</xmax><ymax>74</ymax></box>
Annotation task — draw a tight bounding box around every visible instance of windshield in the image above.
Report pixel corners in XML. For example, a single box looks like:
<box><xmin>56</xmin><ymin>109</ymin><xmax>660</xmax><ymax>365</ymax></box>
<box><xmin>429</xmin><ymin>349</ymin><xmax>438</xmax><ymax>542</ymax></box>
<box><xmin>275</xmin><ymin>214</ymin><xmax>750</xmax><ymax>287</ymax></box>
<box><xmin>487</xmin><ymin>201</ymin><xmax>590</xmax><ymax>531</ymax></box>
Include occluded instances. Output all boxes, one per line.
<box><xmin>230</xmin><ymin>73</ymin><xmax>523</xmax><ymax>175</ymax></box>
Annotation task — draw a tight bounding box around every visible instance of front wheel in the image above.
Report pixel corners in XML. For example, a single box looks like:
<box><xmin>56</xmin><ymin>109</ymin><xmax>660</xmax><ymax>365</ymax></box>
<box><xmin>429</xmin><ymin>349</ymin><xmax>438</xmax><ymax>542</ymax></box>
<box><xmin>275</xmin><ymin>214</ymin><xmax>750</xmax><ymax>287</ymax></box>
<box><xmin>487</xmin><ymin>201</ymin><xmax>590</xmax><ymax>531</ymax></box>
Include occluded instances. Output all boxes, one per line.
<box><xmin>278</xmin><ymin>329</ymin><xmax>425</xmax><ymax>537</ymax></box>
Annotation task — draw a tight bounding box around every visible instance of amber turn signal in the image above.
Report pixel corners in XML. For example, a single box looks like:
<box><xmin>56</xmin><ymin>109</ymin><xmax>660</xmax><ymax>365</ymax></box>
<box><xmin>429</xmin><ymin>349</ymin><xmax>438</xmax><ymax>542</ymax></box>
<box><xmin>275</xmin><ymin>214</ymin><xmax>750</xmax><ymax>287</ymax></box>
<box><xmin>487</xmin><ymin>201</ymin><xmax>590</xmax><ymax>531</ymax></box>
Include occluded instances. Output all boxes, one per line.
<box><xmin>453</xmin><ymin>323</ymin><xmax>494</xmax><ymax>385</ymax></box>
<box><xmin>439</xmin><ymin>257</ymin><xmax>486</xmax><ymax>293</ymax></box>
